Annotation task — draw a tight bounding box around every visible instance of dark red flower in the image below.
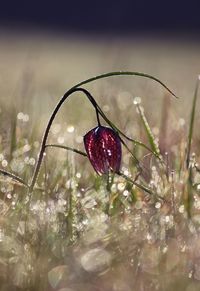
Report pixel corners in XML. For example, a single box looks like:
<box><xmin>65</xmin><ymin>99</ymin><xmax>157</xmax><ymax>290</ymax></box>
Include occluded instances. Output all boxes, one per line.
<box><xmin>84</xmin><ymin>126</ymin><xmax>122</xmax><ymax>175</ymax></box>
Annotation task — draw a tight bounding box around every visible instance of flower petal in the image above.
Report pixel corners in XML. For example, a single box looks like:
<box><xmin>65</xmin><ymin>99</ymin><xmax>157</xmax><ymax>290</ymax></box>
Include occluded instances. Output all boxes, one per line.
<box><xmin>84</xmin><ymin>126</ymin><xmax>121</xmax><ymax>175</ymax></box>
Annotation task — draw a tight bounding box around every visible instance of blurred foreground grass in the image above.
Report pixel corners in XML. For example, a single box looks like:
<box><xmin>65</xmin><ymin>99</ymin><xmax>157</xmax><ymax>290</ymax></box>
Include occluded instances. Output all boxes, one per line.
<box><xmin>0</xmin><ymin>30</ymin><xmax>200</xmax><ymax>290</ymax></box>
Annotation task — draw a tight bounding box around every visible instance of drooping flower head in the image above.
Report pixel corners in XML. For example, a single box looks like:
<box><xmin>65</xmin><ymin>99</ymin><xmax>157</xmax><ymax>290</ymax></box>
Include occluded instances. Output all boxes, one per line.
<box><xmin>84</xmin><ymin>126</ymin><xmax>122</xmax><ymax>175</ymax></box>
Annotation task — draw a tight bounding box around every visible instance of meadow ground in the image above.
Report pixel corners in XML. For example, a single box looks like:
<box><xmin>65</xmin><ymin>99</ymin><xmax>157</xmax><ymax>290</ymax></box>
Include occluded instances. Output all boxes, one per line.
<box><xmin>0</xmin><ymin>30</ymin><xmax>200</xmax><ymax>290</ymax></box>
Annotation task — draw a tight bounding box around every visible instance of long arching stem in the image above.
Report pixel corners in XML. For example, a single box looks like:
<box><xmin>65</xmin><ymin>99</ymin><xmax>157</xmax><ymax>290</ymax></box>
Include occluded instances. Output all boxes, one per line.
<box><xmin>70</xmin><ymin>71</ymin><xmax>178</xmax><ymax>98</ymax></box>
<box><xmin>29</xmin><ymin>87</ymin><xmax>99</xmax><ymax>192</ymax></box>
<box><xmin>30</xmin><ymin>71</ymin><xmax>176</xmax><ymax>192</ymax></box>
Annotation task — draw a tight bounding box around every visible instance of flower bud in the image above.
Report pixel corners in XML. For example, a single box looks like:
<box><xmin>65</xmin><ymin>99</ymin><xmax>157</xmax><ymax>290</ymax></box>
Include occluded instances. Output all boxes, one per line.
<box><xmin>84</xmin><ymin>126</ymin><xmax>122</xmax><ymax>175</ymax></box>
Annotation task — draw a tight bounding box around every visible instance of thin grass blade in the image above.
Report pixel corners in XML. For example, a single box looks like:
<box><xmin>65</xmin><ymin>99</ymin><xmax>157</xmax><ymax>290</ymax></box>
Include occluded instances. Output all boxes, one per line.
<box><xmin>136</xmin><ymin>103</ymin><xmax>162</xmax><ymax>160</ymax></box>
<box><xmin>71</xmin><ymin>71</ymin><xmax>178</xmax><ymax>98</ymax></box>
<box><xmin>186</xmin><ymin>76</ymin><xmax>200</xmax><ymax>168</ymax></box>
<box><xmin>0</xmin><ymin>169</ymin><xmax>28</xmax><ymax>187</ymax></box>
<box><xmin>45</xmin><ymin>144</ymin><xmax>87</xmax><ymax>157</ymax></box>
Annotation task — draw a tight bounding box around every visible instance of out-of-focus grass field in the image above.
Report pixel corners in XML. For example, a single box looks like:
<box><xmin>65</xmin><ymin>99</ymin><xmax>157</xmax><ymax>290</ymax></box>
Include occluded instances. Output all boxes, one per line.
<box><xmin>1</xmin><ymin>30</ymin><xmax>200</xmax><ymax>291</ymax></box>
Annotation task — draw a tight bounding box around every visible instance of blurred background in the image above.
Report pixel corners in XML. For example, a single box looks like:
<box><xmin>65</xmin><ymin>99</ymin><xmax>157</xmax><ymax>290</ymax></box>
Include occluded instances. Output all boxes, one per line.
<box><xmin>0</xmin><ymin>0</ymin><xmax>200</xmax><ymax>129</ymax></box>
<box><xmin>1</xmin><ymin>3</ymin><xmax>200</xmax><ymax>291</ymax></box>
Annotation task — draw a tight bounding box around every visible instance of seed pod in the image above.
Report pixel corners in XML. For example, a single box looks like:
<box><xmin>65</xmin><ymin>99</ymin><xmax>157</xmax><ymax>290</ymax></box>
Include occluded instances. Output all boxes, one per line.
<box><xmin>84</xmin><ymin>126</ymin><xmax>122</xmax><ymax>175</ymax></box>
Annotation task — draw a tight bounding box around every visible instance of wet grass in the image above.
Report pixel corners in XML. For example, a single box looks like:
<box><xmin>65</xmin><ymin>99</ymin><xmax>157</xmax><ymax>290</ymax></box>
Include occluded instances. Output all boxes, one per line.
<box><xmin>1</xmin><ymin>33</ymin><xmax>200</xmax><ymax>291</ymax></box>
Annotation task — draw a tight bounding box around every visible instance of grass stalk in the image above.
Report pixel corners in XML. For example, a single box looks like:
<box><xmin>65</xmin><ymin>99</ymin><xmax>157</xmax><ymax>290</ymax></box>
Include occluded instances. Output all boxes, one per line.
<box><xmin>186</xmin><ymin>76</ymin><xmax>200</xmax><ymax>168</ymax></box>
<box><xmin>0</xmin><ymin>168</ymin><xmax>28</xmax><ymax>187</ymax></box>
<box><xmin>30</xmin><ymin>72</ymin><xmax>176</xmax><ymax>192</ymax></box>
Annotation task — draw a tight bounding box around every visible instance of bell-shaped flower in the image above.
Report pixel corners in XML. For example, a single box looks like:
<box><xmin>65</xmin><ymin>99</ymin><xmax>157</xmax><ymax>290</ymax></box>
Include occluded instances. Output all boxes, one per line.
<box><xmin>84</xmin><ymin>126</ymin><xmax>122</xmax><ymax>175</ymax></box>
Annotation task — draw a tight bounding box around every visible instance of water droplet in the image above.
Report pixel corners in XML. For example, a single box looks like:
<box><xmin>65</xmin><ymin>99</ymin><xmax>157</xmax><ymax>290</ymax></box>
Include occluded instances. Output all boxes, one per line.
<box><xmin>24</xmin><ymin>157</ymin><xmax>29</xmax><ymax>164</ymax></box>
<box><xmin>80</xmin><ymin>248</ymin><xmax>112</xmax><ymax>272</ymax></box>
<box><xmin>67</xmin><ymin>125</ymin><xmax>75</xmax><ymax>133</ymax></box>
<box><xmin>188</xmin><ymin>270</ymin><xmax>193</xmax><ymax>278</ymax></box>
<box><xmin>155</xmin><ymin>202</ymin><xmax>161</xmax><ymax>209</ymax></box>
<box><xmin>133</xmin><ymin>96</ymin><xmax>141</xmax><ymax>105</ymax></box>
<box><xmin>17</xmin><ymin>112</ymin><xmax>24</xmax><ymax>120</ymax></box>
<box><xmin>0</xmin><ymin>228</ymin><xmax>4</xmax><ymax>242</ymax></box>
<box><xmin>123</xmin><ymin>190</ymin><xmax>129</xmax><ymax>197</ymax></box>
<box><xmin>57</xmin><ymin>136</ymin><xmax>65</xmax><ymax>144</ymax></box>
<box><xmin>178</xmin><ymin>118</ymin><xmax>185</xmax><ymax>126</ymax></box>
<box><xmin>52</xmin><ymin>123</ymin><xmax>61</xmax><ymax>135</ymax></box>
<box><xmin>23</xmin><ymin>144</ymin><xmax>31</xmax><ymax>152</ymax></box>
<box><xmin>117</xmin><ymin>182</ymin><xmax>125</xmax><ymax>191</ymax></box>
<box><xmin>76</xmin><ymin>172</ymin><xmax>81</xmax><ymax>178</ymax></box>
<box><xmin>23</xmin><ymin>114</ymin><xmax>29</xmax><ymax>122</ymax></box>
<box><xmin>179</xmin><ymin>205</ymin><xmax>185</xmax><ymax>213</ymax></box>
<box><xmin>135</xmin><ymin>200</ymin><xmax>143</xmax><ymax>209</ymax></box>
<box><xmin>7</xmin><ymin>193</ymin><xmax>12</xmax><ymax>199</ymax></box>
<box><xmin>29</xmin><ymin>158</ymin><xmax>35</xmax><ymax>166</ymax></box>
<box><xmin>2</xmin><ymin>159</ymin><xmax>8</xmax><ymax>167</ymax></box>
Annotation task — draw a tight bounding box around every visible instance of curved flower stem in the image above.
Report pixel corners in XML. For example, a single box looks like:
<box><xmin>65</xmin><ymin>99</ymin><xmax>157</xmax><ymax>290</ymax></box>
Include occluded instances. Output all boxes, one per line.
<box><xmin>45</xmin><ymin>143</ymin><xmax>160</xmax><ymax>198</ymax></box>
<box><xmin>30</xmin><ymin>71</ymin><xmax>176</xmax><ymax>192</ymax></box>
<box><xmin>70</xmin><ymin>71</ymin><xmax>178</xmax><ymax>98</ymax></box>
<box><xmin>45</xmin><ymin>144</ymin><xmax>87</xmax><ymax>156</ymax></box>
<box><xmin>29</xmin><ymin>87</ymin><xmax>99</xmax><ymax>192</ymax></box>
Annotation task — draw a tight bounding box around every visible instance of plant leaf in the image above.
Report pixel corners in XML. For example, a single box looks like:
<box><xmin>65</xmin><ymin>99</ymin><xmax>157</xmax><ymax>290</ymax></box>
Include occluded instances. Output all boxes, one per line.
<box><xmin>45</xmin><ymin>144</ymin><xmax>87</xmax><ymax>156</ymax></box>
<box><xmin>0</xmin><ymin>169</ymin><xmax>28</xmax><ymax>187</ymax></box>
<box><xmin>186</xmin><ymin>75</ymin><xmax>200</xmax><ymax>168</ymax></box>
<box><xmin>136</xmin><ymin>103</ymin><xmax>161</xmax><ymax>160</ymax></box>
<box><xmin>71</xmin><ymin>71</ymin><xmax>178</xmax><ymax>98</ymax></box>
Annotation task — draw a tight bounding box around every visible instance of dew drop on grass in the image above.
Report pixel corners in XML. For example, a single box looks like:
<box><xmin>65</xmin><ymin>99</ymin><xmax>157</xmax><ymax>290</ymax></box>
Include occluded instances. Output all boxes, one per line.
<box><xmin>23</xmin><ymin>114</ymin><xmax>29</xmax><ymax>122</ymax></box>
<box><xmin>117</xmin><ymin>183</ymin><xmax>125</xmax><ymax>191</ymax></box>
<box><xmin>67</xmin><ymin>125</ymin><xmax>75</xmax><ymax>133</ymax></box>
<box><xmin>188</xmin><ymin>271</ymin><xmax>193</xmax><ymax>279</ymax></box>
<box><xmin>179</xmin><ymin>205</ymin><xmax>185</xmax><ymax>213</ymax></box>
<box><xmin>23</xmin><ymin>144</ymin><xmax>31</xmax><ymax>153</ymax></box>
<box><xmin>133</xmin><ymin>96</ymin><xmax>141</xmax><ymax>105</ymax></box>
<box><xmin>7</xmin><ymin>193</ymin><xmax>12</xmax><ymax>199</ymax></box>
<box><xmin>24</xmin><ymin>157</ymin><xmax>29</xmax><ymax>164</ymax></box>
<box><xmin>51</xmin><ymin>123</ymin><xmax>61</xmax><ymax>135</ymax></box>
<box><xmin>111</xmin><ymin>183</ymin><xmax>117</xmax><ymax>193</ymax></box>
<box><xmin>123</xmin><ymin>190</ymin><xmax>129</xmax><ymax>197</ymax></box>
<box><xmin>57</xmin><ymin>136</ymin><xmax>65</xmax><ymax>144</ymax></box>
<box><xmin>76</xmin><ymin>172</ymin><xmax>81</xmax><ymax>178</ymax></box>
<box><xmin>17</xmin><ymin>112</ymin><xmax>24</xmax><ymax>120</ymax></box>
<box><xmin>0</xmin><ymin>228</ymin><xmax>4</xmax><ymax>242</ymax></box>
<box><xmin>155</xmin><ymin>202</ymin><xmax>161</xmax><ymax>209</ymax></box>
<box><xmin>81</xmin><ymin>195</ymin><xmax>97</xmax><ymax>209</ymax></box>
<box><xmin>80</xmin><ymin>248</ymin><xmax>112</xmax><ymax>273</ymax></box>
<box><xmin>135</xmin><ymin>200</ymin><xmax>143</xmax><ymax>209</ymax></box>
<box><xmin>2</xmin><ymin>159</ymin><xmax>8</xmax><ymax>167</ymax></box>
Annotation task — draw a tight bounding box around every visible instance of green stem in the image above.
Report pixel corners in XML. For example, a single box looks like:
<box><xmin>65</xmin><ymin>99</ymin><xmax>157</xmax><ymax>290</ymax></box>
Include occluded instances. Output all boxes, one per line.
<box><xmin>186</xmin><ymin>76</ymin><xmax>200</xmax><ymax>168</ymax></box>
<box><xmin>71</xmin><ymin>71</ymin><xmax>178</xmax><ymax>98</ymax></box>
<box><xmin>30</xmin><ymin>71</ymin><xmax>176</xmax><ymax>191</ymax></box>
<box><xmin>29</xmin><ymin>87</ymin><xmax>98</xmax><ymax>191</ymax></box>
<box><xmin>45</xmin><ymin>144</ymin><xmax>87</xmax><ymax>156</ymax></box>
<box><xmin>0</xmin><ymin>168</ymin><xmax>28</xmax><ymax>187</ymax></box>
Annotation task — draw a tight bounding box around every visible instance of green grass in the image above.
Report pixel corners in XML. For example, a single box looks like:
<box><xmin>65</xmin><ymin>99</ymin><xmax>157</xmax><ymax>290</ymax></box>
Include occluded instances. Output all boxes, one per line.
<box><xmin>1</xmin><ymin>34</ymin><xmax>200</xmax><ymax>291</ymax></box>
